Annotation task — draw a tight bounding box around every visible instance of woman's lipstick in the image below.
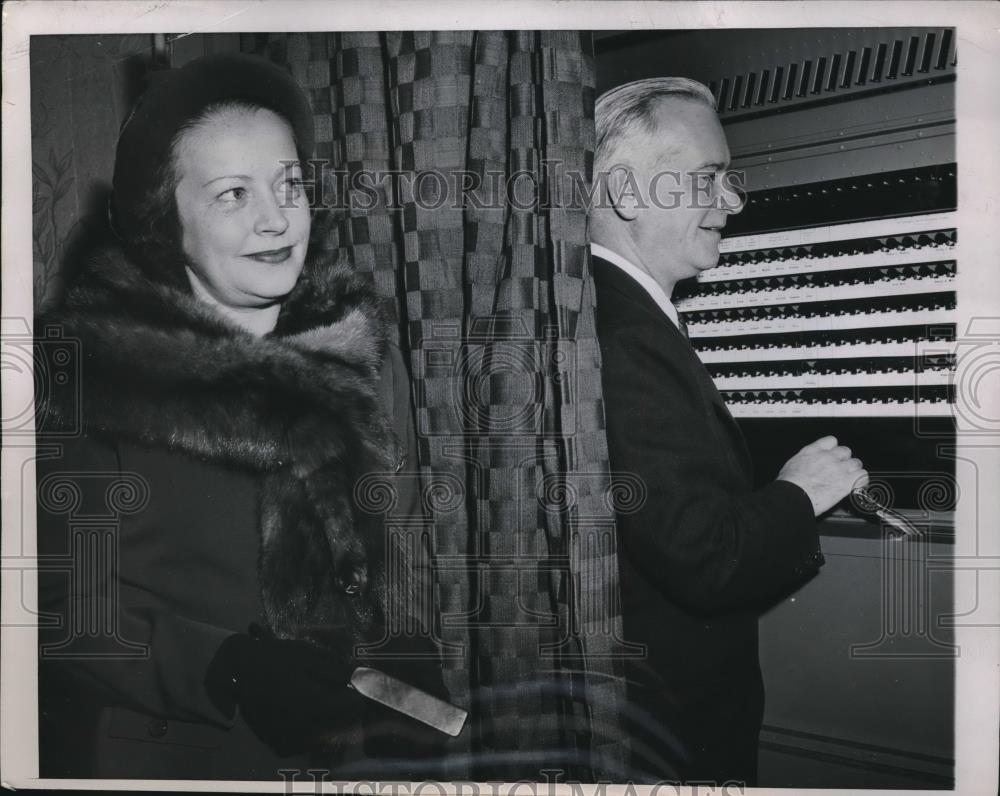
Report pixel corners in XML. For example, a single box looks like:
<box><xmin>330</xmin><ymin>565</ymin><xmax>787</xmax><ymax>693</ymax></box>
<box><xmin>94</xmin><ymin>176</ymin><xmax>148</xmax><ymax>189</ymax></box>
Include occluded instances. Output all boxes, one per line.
<box><xmin>245</xmin><ymin>246</ymin><xmax>293</xmax><ymax>264</ymax></box>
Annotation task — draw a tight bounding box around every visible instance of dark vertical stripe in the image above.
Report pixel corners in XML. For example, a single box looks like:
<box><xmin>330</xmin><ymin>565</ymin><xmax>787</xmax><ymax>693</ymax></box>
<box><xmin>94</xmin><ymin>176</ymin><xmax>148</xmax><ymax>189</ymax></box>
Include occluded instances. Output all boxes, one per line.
<box><xmin>783</xmin><ymin>63</ymin><xmax>798</xmax><ymax>100</ymax></box>
<box><xmin>812</xmin><ymin>57</ymin><xmax>826</xmax><ymax>94</ymax></box>
<box><xmin>937</xmin><ymin>29</ymin><xmax>953</xmax><ymax>70</ymax></box>
<box><xmin>842</xmin><ymin>50</ymin><xmax>857</xmax><ymax>88</ymax></box>
<box><xmin>756</xmin><ymin>69</ymin><xmax>770</xmax><ymax>105</ymax></box>
<box><xmin>872</xmin><ymin>42</ymin><xmax>888</xmax><ymax>82</ymax></box>
<box><xmin>857</xmin><ymin>47</ymin><xmax>872</xmax><ymax>86</ymax></box>
<box><xmin>798</xmin><ymin>60</ymin><xmax>812</xmax><ymax>97</ymax></box>
<box><xmin>827</xmin><ymin>53</ymin><xmax>842</xmax><ymax>91</ymax></box>
<box><xmin>918</xmin><ymin>32</ymin><xmax>936</xmax><ymax>73</ymax></box>
<box><xmin>771</xmin><ymin>65</ymin><xmax>784</xmax><ymax>102</ymax></box>
<box><xmin>903</xmin><ymin>36</ymin><xmax>919</xmax><ymax>76</ymax></box>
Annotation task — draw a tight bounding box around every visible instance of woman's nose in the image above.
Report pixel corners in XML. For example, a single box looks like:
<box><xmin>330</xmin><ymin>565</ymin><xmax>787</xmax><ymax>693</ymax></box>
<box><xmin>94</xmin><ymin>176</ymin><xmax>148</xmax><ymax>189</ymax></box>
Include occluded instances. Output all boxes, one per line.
<box><xmin>253</xmin><ymin>194</ymin><xmax>290</xmax><ymax>235</ymax></box>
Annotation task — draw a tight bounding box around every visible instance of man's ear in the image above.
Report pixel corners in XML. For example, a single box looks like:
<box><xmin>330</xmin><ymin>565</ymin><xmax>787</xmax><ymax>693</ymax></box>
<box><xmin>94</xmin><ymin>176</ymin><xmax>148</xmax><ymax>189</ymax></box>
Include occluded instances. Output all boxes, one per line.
<box><xmin>605</xmin><ymin>165</ymin><xmax>641</xmax><ymax>222</ymax></box>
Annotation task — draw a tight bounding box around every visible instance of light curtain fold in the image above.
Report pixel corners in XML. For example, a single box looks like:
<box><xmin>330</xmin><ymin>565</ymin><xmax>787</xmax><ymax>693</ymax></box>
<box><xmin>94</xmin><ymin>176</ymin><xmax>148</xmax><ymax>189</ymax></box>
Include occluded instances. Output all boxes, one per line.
<box><xmin>246</xmin><ymin>30</ymin><xmax>632</xmax><ymax>780</ymax></box>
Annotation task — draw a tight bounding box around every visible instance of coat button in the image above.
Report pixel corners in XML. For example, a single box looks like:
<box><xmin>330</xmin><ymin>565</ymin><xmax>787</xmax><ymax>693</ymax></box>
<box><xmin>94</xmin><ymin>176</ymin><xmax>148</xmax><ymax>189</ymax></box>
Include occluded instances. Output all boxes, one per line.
<box><xmin>147</xmin><ymin>719</ymin><xmax>168</xmax><ymax>738</ymax></box>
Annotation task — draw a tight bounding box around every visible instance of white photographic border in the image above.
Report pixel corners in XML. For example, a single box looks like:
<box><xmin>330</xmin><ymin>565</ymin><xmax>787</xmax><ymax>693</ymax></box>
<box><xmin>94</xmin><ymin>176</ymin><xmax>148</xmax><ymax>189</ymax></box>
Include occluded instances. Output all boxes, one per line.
<box><xmin>3</xmin><ymin>1</ymin><xmax>998</xmax><ymax>793</ymax></box>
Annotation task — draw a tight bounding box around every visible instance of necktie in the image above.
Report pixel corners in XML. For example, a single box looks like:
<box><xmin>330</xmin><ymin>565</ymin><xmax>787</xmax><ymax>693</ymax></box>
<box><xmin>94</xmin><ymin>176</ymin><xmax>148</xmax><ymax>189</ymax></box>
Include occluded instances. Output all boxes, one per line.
<box><xmin>676</xmin><ymin>310</ymin><xmax>690</xmax><ymax>340</ymax></box>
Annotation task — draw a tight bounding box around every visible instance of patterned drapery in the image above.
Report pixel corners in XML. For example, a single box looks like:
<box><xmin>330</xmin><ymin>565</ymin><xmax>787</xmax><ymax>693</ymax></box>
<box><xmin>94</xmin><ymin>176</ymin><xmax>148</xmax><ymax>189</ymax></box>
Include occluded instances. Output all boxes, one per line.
<box><xmin>245</xmin><ymin>31</ymin><xmax>633</xmax><ymax>780</ymax></box>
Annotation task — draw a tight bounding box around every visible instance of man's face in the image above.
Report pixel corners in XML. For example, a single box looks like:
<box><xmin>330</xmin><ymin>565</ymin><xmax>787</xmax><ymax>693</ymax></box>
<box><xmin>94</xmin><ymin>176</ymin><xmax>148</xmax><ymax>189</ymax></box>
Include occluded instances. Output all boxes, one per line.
<box><xmin>627</xmin><ymin>98</ymin><xmax>737</xmax><ymax>289</ymax></box>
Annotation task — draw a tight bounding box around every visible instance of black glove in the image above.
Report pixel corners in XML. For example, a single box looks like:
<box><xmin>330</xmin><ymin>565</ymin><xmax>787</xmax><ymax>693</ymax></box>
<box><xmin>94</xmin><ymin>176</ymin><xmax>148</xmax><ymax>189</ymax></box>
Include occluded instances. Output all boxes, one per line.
<box><xmin>204</xmin><ymin>623</ymin><xmax>367</xmax><ymax>756</ymax></box>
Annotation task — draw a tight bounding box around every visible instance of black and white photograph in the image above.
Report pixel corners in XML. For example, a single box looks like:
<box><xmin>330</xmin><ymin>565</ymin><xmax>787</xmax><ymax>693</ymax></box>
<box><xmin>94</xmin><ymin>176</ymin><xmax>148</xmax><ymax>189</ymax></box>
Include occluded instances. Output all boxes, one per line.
<box><xmin>2</xmin><ymin>1</ymin><xmax>998</xmax><ymax>792</ymax></box>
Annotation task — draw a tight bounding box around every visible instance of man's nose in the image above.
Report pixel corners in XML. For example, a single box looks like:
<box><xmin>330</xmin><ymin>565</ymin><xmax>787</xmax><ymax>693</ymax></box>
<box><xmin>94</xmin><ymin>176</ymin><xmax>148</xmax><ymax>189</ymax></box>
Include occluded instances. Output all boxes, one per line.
<box><xmin>719</xmin><ymin>171</ymin><xmax>746</xmax><ymax>215</ymax></box>
<box><xmin>253</xmin><ymin>193</ymin><xmax>290</xmax><ymax>235</ymax></box>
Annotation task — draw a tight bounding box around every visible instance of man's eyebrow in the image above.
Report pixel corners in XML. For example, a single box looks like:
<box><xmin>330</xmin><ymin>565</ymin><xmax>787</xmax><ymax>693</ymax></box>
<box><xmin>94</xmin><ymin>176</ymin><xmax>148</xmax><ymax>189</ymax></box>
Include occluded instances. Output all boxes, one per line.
<box><xmin>694</xmin><ymin>161</ymin><xmax>729</xmax><ymax>171</ymax></box>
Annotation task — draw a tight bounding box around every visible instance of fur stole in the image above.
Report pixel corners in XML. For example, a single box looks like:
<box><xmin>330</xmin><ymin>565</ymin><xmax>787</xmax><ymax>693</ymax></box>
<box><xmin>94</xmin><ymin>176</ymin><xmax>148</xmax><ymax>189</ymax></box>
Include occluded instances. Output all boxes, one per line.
<box><xmin>38</xmin><ymin>244</ymin><xmax>401</xmax><ymax>651</ymax></box>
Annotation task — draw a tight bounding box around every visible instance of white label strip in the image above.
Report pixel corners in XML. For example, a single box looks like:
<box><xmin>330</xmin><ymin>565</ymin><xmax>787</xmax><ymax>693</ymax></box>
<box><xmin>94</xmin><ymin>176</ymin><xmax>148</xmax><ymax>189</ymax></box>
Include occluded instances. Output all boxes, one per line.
<box><xmin>698</xmin><ymin>246</ymin><xmax>955</xmax><ymax>283</ymax></box>
<box><xmin>719</xmin><ymin>211</ymin><xmax>957</xmax><ymax>254</ymax></box>
<box><xmin>712</xmin><ymin>371</ymin><xmax>953</xmax><ymax>390</ymax></box>
<box><xmin>677</xmin><ymin>275</ymin><xmax>955</xmax><ymax>311</ymax></box>
<box><xmin>687</xmin><ymin>309</ymin><xmax>955</xmax><ymax>337</ymax></box>
<box><xmin>695</xmin><ymin>341</ymin><xmax>956</xmax><ymax>363</ymax></box>
<box><xmin>726</xmin><ymin>401</ymin><xmax>954</xmax><ymax>418</ymax></box>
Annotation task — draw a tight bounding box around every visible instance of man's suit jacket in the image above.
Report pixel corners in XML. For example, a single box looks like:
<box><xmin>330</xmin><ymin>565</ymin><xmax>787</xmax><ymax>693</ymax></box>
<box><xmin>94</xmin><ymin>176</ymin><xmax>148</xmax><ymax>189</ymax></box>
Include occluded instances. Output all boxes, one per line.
<box><xmin>592</xmin><ymin>255</ymin><xmax>824</xmax><ymax>784</ymax></box>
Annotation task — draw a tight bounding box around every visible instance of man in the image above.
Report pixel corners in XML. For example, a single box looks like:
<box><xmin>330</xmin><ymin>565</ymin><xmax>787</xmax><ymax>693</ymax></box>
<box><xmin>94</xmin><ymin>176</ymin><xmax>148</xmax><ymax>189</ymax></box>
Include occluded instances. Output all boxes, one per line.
<box><xmin>590</xmin><ymin>78</ymin><xmax>868</xmax><ymax>785</ymax></box>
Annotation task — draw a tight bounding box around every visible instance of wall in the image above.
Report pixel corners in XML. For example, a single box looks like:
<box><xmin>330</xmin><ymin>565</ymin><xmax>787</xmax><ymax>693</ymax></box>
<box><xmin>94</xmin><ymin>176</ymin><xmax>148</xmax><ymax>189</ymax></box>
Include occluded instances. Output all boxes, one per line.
<box><xmin>29</xmin><ymin>33</ymin><xmax>243</xmax><ymax>312</ymax></box>
<box><xmin>30</xmin><ymin>34</ymin><xmax>161</xmax><ymax>311</ymax></box>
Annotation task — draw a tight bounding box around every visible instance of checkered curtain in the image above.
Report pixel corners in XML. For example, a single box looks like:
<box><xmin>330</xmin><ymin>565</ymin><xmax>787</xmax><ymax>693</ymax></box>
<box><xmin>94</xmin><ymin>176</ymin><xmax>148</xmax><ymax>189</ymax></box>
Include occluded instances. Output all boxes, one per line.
<box><xmin>244</xmin><ymin>31</ymin><xmax>630</xmax><ymax>780</ymax></box>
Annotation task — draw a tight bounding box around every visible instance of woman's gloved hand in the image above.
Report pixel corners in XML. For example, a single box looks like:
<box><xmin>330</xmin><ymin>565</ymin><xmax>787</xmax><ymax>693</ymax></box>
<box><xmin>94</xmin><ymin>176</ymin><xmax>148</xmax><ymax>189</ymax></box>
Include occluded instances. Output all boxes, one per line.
<box><xmin>204</xmin><ymin>623</ymin><xmax>367</xmax><ymax>755</ymax></box>
<box><xmin>358</xmin><ymin>632</ymin><xmax>451</xmax><ymax>779</ymax></box>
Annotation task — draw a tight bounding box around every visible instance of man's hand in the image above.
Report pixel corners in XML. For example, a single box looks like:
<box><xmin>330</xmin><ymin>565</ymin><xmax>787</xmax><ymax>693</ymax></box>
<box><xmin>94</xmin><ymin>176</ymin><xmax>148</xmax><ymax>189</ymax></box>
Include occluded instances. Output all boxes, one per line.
<box><xmin>776</xmin><ymin>436</ymin><xmax>869</xmax><ymax>516</ymax></box>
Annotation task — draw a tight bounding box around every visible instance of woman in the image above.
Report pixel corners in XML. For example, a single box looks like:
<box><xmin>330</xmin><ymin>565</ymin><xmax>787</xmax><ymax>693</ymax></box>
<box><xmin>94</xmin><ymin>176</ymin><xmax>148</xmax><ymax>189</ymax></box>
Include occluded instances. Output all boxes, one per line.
<box><xmin>36</xmin><ymin>53</ymin><xmax>444</xmax><ymax>781</ymax></box>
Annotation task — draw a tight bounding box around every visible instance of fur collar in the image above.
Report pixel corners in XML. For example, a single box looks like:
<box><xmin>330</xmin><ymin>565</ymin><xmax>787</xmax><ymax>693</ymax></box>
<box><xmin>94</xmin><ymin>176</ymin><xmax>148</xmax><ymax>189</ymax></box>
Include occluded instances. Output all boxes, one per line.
<box><xmin>43</xmin><ymin>245</ymin><xmax>394</xmax><ymax>474</ymax></box>
<box><xmin>39</xmin><ymin>244</ymin><xmax>400</xmax><ymax>645</ymax></box>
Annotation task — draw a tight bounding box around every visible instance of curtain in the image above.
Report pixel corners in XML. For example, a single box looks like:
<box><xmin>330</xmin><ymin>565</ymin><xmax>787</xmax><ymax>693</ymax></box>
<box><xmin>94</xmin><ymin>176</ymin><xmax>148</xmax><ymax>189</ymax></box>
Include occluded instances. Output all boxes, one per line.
<box><xmin>30</xmin><ymin>35</ymin><xmax>159</xmax><ymax>312</ymax></box>
<box><xmin>245</xmin><ymin>31</ymin><xmax>632</xmax><ymax>780</ymax></box>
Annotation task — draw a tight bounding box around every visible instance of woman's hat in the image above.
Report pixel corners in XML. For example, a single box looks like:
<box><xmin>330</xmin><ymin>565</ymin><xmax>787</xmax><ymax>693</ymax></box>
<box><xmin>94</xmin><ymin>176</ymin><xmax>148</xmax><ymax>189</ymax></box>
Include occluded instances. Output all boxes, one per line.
<box><xmin>111</xmin><ymin>52</ymin><xmax>315</xmax><ymax>241</ymax></box>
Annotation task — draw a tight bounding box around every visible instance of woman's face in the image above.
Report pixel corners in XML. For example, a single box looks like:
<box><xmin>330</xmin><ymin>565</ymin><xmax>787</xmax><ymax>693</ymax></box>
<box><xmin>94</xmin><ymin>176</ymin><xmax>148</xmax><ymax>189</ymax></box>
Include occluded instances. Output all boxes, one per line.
<box><xmin>173</xmin><ymin>106</ymin><xmax>311</xmax><ymax>310</ymax></box>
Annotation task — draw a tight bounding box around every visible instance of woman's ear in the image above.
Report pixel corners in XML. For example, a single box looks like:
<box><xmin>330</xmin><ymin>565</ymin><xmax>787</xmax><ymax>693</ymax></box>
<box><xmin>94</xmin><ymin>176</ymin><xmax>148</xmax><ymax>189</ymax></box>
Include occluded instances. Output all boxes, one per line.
<box><xmin>604</xmin><ymin>165</ymin><xmax>641</xmax><ymax>222</ymax></box>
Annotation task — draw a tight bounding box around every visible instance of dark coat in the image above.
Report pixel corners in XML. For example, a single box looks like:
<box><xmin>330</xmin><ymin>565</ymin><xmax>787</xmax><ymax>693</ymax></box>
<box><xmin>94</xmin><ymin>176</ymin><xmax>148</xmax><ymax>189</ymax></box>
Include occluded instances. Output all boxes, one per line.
<box><xmin>592</xmin><ymin>255</ymin><xmax>824</xmax><ymax>785</ymax></box>
<box><xmin>36</xmin><ymin>245</ymin><xmax>441</xmax><ymax>780</ymax></box>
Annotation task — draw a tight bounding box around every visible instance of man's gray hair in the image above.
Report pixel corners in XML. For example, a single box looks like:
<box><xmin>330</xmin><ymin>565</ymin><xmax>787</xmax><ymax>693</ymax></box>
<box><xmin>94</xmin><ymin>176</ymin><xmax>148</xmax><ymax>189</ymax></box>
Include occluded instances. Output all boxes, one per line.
<box><xmin>595</xmin><ymin>77</ymin><xmax>717</xmax><ymax>173</ymax></box>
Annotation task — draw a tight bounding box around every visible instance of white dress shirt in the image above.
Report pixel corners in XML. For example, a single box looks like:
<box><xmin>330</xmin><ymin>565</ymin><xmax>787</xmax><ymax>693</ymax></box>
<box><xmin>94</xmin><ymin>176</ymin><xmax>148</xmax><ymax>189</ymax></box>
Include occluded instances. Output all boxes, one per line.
<box><xmin>590</xmin><ymin>243</ymin><xmax>680</xmax><ymax>328</ymax></box>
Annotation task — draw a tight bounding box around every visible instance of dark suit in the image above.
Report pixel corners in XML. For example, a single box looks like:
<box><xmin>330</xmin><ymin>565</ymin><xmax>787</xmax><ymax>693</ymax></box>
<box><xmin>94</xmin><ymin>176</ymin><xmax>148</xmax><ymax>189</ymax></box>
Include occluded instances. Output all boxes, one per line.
<box><xmin>592</xmin><ymin>255</ymin><xmax>824</xmax><ymax>784</ymax></box>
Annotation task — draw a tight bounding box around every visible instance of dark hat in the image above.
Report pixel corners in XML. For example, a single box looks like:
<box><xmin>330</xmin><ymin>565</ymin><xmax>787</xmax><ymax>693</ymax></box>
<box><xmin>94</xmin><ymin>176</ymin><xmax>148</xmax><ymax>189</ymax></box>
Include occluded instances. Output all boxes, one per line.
<box><xmin>111</xmin><ymin>52</ymin><xmax>315</xmax><ymax>241</ymax></box>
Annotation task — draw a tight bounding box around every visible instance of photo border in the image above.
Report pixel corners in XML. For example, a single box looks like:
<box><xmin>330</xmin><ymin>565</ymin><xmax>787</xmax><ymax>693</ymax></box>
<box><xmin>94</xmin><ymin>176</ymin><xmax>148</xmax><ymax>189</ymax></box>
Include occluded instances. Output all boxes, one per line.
<box><xmin>3</xmin><ymin>2</ymin><xmax>998</xmax><ymax>792</ymax></box>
